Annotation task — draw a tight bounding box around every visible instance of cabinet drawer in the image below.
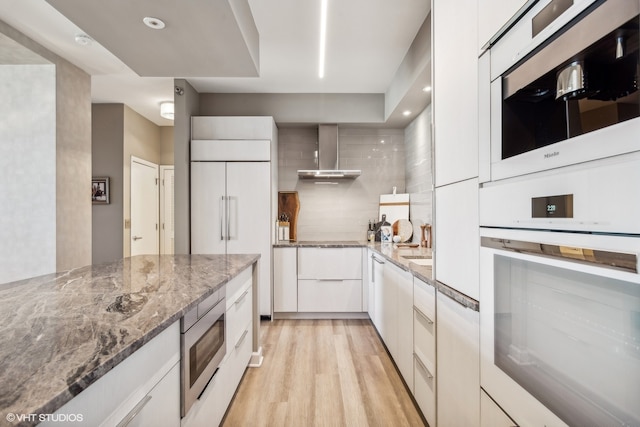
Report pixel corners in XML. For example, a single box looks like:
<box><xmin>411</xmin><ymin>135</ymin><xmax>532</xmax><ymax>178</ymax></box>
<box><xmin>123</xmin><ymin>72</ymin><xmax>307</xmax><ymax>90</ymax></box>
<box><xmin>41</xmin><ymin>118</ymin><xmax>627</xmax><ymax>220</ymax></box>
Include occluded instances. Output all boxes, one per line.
<box><xmin>298</xmin><ymin>248</ymin><xmax>362</xmax><ymax>280</ymax></box>
<box><xmin>414</xmin><ymin>277</ymin><xmax>436</xmax><ymax>321</ymax></box>
<box><xmin>298</xmin><ymin>279</ymin><xmax>362</xmax><ymax>312</ymax></box>
<box><xmin>414</xmin><ymin>353</ymin><xmax>436</xmax><ymax>427</ymax></box>
<box><xmin>225</xmin><ymin>267</ymin><xmax>252</xmax><ymax>310</ymax></box>
<box><xmin>414</xmin><ymin>308</ymin><xmax>436</xmax><ymax>368</ymax></box>
<box><xmin>226</xmin><ymin>286</ymin><xmax>252</xmax><ymax>354</ymax></box>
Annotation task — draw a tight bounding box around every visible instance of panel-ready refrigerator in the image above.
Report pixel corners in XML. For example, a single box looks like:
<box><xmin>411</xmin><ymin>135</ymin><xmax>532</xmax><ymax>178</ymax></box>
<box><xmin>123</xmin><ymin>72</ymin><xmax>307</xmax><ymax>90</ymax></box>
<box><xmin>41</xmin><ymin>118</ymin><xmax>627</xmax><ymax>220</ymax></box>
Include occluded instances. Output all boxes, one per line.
<box><xmin>191</xmin><ymin>139</ymin><xmax>273</xmax><ymax>317</ymax></box>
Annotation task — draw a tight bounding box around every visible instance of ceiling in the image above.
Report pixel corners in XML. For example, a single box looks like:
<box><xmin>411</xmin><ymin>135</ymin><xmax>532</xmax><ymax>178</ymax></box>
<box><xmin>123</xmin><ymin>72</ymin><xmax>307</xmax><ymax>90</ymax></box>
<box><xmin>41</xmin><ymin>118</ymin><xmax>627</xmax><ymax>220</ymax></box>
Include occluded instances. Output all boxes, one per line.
<box><xmin>0</xmin><ymin>0</ymin><xmax>431</xmax><ymax>127</ymax></box>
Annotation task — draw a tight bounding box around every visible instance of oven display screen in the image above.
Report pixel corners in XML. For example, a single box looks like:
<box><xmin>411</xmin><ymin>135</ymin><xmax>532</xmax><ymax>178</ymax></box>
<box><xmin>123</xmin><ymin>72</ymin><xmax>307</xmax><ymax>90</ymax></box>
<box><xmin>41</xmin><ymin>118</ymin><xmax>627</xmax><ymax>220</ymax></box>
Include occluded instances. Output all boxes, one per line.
<box><xmin>532</xmin><ymin>194</ymin><xmax>573</xmax><ymax>218</ymax></box>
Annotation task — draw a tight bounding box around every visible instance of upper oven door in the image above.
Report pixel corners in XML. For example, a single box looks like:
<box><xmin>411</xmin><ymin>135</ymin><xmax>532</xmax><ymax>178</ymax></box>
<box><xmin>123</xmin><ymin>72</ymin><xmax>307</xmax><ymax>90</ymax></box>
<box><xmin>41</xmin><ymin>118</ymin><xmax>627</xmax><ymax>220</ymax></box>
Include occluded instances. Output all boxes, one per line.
<box><xmin>480</xmin><ymin>226</ymin><xmax>640</xmax><ymax>427</ymax></box>
<box><xmin>488</xmin><ymin>0</ymin><xmax>640</xmax><ymax>182</ymax></box>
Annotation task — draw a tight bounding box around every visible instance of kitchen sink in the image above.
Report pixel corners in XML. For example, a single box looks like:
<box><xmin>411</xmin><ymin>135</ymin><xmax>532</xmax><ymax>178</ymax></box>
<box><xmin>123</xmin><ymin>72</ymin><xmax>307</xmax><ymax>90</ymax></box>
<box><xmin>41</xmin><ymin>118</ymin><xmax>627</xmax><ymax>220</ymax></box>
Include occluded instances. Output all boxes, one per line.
<box><xmin>400</xmin><ymin>255</ymin><xmax>433</xmax><ymax>266</ymax></box>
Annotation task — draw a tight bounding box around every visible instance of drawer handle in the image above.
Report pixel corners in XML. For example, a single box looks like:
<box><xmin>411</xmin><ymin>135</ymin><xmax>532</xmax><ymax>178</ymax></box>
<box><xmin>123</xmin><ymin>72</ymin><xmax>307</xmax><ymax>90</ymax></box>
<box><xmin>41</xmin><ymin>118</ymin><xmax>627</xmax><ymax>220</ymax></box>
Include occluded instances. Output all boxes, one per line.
<box><xmin>116</xmin><ymin>395</ymin><xmax>152</xmax><ymax>427</ymax></box>
<box><xmin>414</xmin><ymin>306</ymin><xmax>433</xmax><ymax>325</ymax></box>
<box><xmin>235</xmin><ymin>329</ymin><xmax>249</xmax><ymax>349</ymax></box>
<box><xmin>371</xmin><ymin>255</ymin><xmax>385</xmax><ymax>264</ymax></box>
<box><xmin>235</xmin><ymin>289</ymin><xmax>249</xmax><ymax>305</ymax></box>
<box><xmin>317</xmin><ymin>278</ymin><xmax>344</xmax><ymax>281</ymax></box>
<box><xmin>413</xmin><ymin>353</ymin><xmax>433</xmax><ymax>379</ymax></box>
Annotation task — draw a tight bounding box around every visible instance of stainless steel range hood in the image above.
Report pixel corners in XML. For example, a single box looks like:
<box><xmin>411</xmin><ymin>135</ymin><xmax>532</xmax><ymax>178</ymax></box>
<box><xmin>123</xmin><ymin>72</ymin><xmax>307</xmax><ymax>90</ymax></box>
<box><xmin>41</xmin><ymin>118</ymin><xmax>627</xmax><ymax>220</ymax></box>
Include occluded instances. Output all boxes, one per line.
<box><xmin>297</xmin><ymin>124</ymin><xmax>361</xmax><ymax>179</ymax></box>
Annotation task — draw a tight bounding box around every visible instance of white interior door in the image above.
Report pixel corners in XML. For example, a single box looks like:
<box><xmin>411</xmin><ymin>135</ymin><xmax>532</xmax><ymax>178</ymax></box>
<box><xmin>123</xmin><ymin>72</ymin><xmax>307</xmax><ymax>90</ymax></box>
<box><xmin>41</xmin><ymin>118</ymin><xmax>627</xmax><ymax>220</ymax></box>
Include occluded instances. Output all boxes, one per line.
<box><xmin>160</xmin><ymin>166</ymin><xmax>175</xmax><ymax>255</ymax></box>
<box><xmin>131</xmin><ymin>157</ymin><xmax>159</xmax><ymax>256</ymax></box>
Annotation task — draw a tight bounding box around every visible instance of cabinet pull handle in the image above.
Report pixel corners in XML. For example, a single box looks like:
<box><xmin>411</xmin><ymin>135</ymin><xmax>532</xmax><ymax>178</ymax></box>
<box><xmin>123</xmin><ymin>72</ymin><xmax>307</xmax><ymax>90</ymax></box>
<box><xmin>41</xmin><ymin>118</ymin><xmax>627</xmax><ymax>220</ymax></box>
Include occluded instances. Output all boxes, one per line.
<box><xmin>116</xmin><ymin>395</ymin><xmax>152</xmax><ymax>427</ymax></box>
<box><xmin>414</xmin><ymin>306</ymin><xmax>434</xmax><ymax>325</ymax></box>
<box><xmin>219</xmin><ymin>196</ymin><xmax>225</xmax><ymax>241</ymax></box>
<box><xmin>372</xmin><ymin>255</ymin><xmax>385</xmax><ymax>264</ymax></box>
<box><xmin>226</xmin><ymin>195</ymin><xmax>232</xmax><ymax>241</ymax></box>
<box><xmin>413</xmin><ymin>353</ymin><xmax>433</xmax><ymax>379</ymax></box>
<box><xmin>235</xmin><ymin>329</ymin><xmax>249</xmax><ymax>349</ymax></box>
<box><xmin>317</xmin><ymin>278</ymin><xmax>344</xmax><ymax>282</ymax></box>
<box><xmin>235</xmin><ymin>290</ymin><xmax>249</xmax><ymax>305</ymax></box>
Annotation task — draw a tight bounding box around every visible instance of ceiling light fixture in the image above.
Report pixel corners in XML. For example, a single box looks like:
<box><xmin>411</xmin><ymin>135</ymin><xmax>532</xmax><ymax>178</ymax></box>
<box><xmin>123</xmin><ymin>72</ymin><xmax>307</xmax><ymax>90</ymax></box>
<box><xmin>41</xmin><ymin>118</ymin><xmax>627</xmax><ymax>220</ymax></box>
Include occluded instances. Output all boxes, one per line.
<box><xmin>318</xmin><ymin>0</ymin><xmax>328</xmax><ymax>78</ymax></box>
<box><xmin>422</xmin><ymin>86</ymin><xmax>432</xmax><ymax>92</ymax></box>
<box><xmin>74</xmin><ymin>34</ymin><xmax>92</xmax><ymax>46</ymax></box>
<box><xmin>143</xmin><ymin>16</ymin><xmax>166</xmax><ymax>30</ymax></box>
<box><xmin>403</xmin><ymin>110</ymin><xmax>412</xmax><ymax>116</ymax></box>
<box><xmin>160</xmin><ymin>101</ymin><xmax>174</xmax><ymax>120</ymax></box>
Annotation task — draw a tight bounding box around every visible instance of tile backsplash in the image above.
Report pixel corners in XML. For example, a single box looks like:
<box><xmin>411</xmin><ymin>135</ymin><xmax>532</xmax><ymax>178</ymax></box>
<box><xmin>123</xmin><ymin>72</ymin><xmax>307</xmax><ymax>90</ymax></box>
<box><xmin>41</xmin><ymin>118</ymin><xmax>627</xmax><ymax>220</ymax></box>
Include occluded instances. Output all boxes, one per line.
<box><xmin>278</xmin><ymin>127</ymin><xmax>406</xmax><ymax>242</ymax></box>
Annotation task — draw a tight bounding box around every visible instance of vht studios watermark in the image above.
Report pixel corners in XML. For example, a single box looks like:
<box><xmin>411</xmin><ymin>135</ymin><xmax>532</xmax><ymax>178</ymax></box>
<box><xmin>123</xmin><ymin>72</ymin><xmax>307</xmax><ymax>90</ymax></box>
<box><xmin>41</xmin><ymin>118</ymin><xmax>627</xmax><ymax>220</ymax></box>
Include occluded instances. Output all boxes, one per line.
<box><xmin>5</xmin><ymin>412</ymin><xmax>84</xmax><ymax>423</ymax></box>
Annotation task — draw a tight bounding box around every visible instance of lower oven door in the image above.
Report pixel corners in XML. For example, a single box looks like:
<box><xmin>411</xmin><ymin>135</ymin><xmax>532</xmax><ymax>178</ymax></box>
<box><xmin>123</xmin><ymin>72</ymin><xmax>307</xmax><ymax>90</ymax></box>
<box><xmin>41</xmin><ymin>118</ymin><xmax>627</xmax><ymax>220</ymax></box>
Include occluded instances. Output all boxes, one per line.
<box><xmin>480</xmin><ymin>227</ymin><xmax>640</xmax><ymax>427</ymax></box>
<box><xmin>181</xmin><ymin>297</ymin><xmax>226</xmax><ymax>417</ymax></box>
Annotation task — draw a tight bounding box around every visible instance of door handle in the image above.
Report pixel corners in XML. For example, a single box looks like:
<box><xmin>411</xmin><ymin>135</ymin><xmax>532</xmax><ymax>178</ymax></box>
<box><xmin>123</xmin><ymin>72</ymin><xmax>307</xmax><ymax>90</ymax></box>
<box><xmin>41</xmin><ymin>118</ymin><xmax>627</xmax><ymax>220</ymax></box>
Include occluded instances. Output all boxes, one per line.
<box><xmin>132</xmin><ymin>236</ymin><xmax>143</xmax><ymax>241</ymax></box>
<box><xmin>226</xmin><ymin>195</ymin><xmax>232</xmax><ymax>241</ymax></box>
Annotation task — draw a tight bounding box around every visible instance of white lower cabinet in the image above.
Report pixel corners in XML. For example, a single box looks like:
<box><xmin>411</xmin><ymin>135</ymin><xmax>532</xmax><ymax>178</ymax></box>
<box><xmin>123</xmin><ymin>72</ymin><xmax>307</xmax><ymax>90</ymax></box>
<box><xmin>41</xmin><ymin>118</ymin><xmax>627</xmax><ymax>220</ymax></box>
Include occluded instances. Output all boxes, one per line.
<box><xmin>273</xmin><ymin>247</ymin><xmax>297</xmax><ymax>312</ymax></box>
<box><xmin>296</xmin><ymin>247</ymin><xmax>364</xmax><ymax>313</ymax></box>
<box><xmin>298</xmin><ymin>279</ymin><xmax>362</xmax><ymax>312</ymax></box>
<box><xmin>368</xmin><ymin>250</ymin><xmax>385</xmax><ymax>329</ymax></box>
<box><xmin>481</xmin><ymin>390</ymin><xmax>518</xmax><ymax>427</ymax></box>
<box><xmin>123</xmin><ymin>362</ymin><xmax>180</xmax><ymax>427</ymax></box>
<box><xmin>437</xmin><ymin>291</ymin><xmax>480</xmax><ymax>427</ymax></box>
<box><xmin>413</xmin><ymin>277</ymin><xmax>436</xmax><ymax>427</ymax></box>
<box><xmin>374</xmin><ymin>260</ymin><xmax>414</xmax><ymax>389</ymax></box>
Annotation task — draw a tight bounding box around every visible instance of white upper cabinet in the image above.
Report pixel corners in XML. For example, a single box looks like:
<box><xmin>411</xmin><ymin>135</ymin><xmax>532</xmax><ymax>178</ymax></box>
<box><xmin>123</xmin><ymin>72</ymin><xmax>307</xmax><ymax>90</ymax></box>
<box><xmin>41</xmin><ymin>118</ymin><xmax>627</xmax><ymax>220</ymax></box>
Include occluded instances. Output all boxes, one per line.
<box><xmin>477</xmin><ymin>0</ymin><xmax>532</xmax><ymax>52</ymax></box>
<box><xmin>433</xmin><ymin>0</ymin><xmax>479</xmax><ymax>186</ymax></box>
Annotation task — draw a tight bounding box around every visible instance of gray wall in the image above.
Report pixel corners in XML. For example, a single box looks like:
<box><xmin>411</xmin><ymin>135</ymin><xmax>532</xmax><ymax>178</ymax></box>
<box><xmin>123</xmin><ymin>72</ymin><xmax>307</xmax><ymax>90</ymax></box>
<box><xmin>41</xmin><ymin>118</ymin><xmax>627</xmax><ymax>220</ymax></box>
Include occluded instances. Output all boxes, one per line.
<box><xmin>199</xmin><ymin>93</ymin><xmax>385</xmax><ymax>124</ymax></box>
<box><xmin>92</xmin><ymin>104</ymin><xmax>124</xmax><ymax>264</ymax></box>
<box><xmin>0</xmin><ymin>20</ymin><xmax>91</xmax><ymax>283</ymax></box>
<box><xmin>278</xmin><ymin>127</ymin><xmax>405</xmax><ymax>242</ymax></box>
<box><xmin>173</xmin><ymin>79</ymin><xmax>200</xmax><ymax>254</ymax></box>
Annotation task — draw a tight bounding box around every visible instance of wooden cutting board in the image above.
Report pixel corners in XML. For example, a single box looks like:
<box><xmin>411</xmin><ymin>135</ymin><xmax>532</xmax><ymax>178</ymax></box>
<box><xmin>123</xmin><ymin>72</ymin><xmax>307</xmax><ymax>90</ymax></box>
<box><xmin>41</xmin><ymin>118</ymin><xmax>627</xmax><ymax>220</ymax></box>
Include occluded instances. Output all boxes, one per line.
<box><xmin>278</xmin><ymin>191</ymin><xmax>300</xmax><ymax>241</ymax></box>
<box><xmin>379</xmin><ymin>193</ymin><xmax>409</xmax><ymax>226</ymax></box>
<box><xmin>393</xmin><ymin>219</ymin><xmax>413</xmax><ymax>242</ymax></box>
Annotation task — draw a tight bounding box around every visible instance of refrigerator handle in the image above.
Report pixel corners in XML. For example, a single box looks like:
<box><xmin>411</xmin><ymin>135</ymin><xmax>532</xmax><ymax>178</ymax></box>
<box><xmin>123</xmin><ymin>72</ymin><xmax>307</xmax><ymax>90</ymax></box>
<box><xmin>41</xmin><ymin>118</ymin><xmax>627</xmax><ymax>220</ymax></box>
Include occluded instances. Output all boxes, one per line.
<box><xmin>227</xmin><ymin>195</ymin><xmax>232</xmax><ymax>241</ymax></box>
<box><xmin>219</xmin><ymin>196</ymin><xmax>225</xmax><ymax>241</ymax></box>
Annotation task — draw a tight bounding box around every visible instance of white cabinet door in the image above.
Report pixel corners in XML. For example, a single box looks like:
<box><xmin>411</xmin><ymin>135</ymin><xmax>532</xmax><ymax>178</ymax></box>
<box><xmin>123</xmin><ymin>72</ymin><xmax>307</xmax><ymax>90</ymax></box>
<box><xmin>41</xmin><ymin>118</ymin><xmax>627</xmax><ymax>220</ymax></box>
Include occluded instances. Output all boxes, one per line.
<box><xmin>395</xmin><ymin>265</ymin><xmax>414</xmax><ymax>390</ymax></box>
<box><xmin>226</xmin><ymin>162</ymin><xmax>272</xmax><ymax>316</ymax></box>
<box><xmin>381</xmin><ymin>263</ymin><xmax>398</xmax><ymax>358</ymax></box>
<box><xmin>481</xmin><ymin>390</ymin><xmax>519</xmax><ymax>427</ymax></box>
<box><xmin>437</xmin><ymin>292</ymin><xmax>480</xmax><ymax>427</ymax></box>
<box><xmin>125</xmin><ymin>362</ymin><xmax>180</xmax><ymax>427</ymax></box>
<box><xmin>371</xmin><ymin>253</ymin><xmax>385</xmax><ymax>332</ymax></box>
<box><xmin>297</xmin><ymin>248</ymin><xmax>362</xmax><ymax>280</ymax></box>
<box><xmin>435</xmin><ymin>178</ymin><xmax>480</xmax><ymax>300</ymax></box>
<box><xmin>273</xmin><ymin>247</ymin><xmax>298</xmax><ymax>312</ymax></box>
<box><xmin>190</xmin><ymin>162</ymin><xmax>226</xmax><ymax>255</ymax></box>
<box><xmin>478</xmin><ymin>0</ymin><xmax>531</xmax><ymax>51</ymax></box>
<box><xmin>298</xmin><ymin>279</ymin><xmax>362</xmax><ymax>312</ymax></box>
<box><xmin>433</xmin><ymin>0</ymin><xmax>479</xmax><ymax>186</ymax></box>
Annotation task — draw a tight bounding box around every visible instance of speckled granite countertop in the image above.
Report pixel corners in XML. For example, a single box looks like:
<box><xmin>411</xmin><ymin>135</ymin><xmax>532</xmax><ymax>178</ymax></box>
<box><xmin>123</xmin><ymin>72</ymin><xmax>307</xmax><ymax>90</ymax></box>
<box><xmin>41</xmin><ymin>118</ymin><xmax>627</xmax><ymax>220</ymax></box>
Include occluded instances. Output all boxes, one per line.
<box><xmin>274</xmin><ymin>240</ymin><xmax>478</xmax><ymax>311</ymax></box>
<box><xmin>0</xmin><ymin>254</ymin><xmax>259</xmax><ymax>426</ymax></box>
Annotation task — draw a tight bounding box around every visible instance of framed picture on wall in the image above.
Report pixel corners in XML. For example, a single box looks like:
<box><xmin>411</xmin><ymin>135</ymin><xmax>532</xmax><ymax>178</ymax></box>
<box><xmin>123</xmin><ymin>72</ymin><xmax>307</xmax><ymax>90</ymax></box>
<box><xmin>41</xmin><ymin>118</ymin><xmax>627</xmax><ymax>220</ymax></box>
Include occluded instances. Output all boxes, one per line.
<box><xmin>92</xmin><ymin>177</ymin><xmax>110</xmax><ymax>204</ymax></box>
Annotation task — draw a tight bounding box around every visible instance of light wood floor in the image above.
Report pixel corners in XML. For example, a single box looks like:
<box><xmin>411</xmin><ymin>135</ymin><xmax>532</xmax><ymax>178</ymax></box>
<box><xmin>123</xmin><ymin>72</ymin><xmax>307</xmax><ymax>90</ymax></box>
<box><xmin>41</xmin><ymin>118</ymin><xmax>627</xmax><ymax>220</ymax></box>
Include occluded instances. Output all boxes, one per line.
<box><xmin>222</xmin><ymin>319</ymin><xmax>426</xmax><ymax>427</ymax></box>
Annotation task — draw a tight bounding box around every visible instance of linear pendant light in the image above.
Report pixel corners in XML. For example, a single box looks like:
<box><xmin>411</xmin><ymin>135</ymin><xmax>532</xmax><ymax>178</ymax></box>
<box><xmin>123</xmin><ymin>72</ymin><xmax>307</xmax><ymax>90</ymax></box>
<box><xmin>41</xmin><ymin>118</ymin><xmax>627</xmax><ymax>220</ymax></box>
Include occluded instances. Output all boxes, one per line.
<box><xmin>318</xmin><ymin>0</ymin><xmax>328</xmax><ymax>78</ymax></box>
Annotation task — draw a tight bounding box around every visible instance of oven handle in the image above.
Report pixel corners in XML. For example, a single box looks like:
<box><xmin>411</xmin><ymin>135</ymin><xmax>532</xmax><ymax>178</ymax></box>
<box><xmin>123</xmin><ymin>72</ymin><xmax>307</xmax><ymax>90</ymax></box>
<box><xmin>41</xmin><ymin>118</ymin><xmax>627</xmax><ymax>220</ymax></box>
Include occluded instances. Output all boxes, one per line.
<box><xmin>481</xmin><ymin>236</ymin><xmax>637</xmax><ymax>274</ymax></box>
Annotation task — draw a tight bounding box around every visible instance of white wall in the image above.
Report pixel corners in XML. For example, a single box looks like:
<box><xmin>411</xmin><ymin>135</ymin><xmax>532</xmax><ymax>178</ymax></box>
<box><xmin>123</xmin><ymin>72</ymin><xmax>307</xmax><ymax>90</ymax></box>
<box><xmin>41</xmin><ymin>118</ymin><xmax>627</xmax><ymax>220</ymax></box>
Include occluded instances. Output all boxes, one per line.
<box><xmin>0</xmin><ymin>64</ymin><xmax>56</xmax><ymax>284</ymax></box>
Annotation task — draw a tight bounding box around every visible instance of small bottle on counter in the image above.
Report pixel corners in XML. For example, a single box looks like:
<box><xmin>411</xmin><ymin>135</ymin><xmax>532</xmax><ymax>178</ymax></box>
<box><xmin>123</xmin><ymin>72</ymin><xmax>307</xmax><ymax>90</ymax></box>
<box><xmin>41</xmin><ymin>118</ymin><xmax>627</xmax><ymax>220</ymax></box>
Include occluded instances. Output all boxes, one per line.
<box><xmin>367</xmin><ymin>220</ymin><xmax>375</xmax><ymax>242</ymax></box>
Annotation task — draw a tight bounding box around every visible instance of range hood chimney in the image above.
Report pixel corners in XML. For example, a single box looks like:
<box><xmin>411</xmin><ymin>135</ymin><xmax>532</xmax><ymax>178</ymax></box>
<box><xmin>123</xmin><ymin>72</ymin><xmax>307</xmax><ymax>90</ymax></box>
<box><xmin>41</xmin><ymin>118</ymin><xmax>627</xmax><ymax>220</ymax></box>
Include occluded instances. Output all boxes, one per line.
<box><xmin>297</xmin><ymin>124</ymin><xmax>361</xmax><ymax>179</ymax></box>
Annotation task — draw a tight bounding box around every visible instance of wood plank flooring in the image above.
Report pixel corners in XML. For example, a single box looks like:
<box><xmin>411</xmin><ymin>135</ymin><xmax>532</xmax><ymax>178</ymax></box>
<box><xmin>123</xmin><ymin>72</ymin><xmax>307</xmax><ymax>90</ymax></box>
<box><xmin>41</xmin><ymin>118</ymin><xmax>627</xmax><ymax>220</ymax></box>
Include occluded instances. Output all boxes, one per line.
<box><xmin>222</xmin><ymin>319</ymin><xmax>426</xmax><ymax>427</ymax></box>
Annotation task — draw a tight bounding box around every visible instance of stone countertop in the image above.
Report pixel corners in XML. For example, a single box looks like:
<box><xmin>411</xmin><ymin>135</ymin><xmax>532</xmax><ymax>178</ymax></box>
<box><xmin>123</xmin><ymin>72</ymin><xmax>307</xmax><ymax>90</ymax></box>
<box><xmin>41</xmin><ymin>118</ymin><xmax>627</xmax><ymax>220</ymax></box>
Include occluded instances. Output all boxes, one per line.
<box><xmin>0</xmin><ymin>254</ymin><xmax>259</xmax><ymax>426</ymax></box>
<box><xmin>273</xmin><ymin>240</ymin><xmax>366</xmax><ymax>248</ymax></box>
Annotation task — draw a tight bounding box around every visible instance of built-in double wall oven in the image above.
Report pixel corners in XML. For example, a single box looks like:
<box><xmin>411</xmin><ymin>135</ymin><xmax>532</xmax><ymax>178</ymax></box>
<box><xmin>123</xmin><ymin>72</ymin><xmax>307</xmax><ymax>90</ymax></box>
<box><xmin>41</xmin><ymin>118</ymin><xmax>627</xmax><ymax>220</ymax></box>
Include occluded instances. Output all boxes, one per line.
<box><xmin>480</xmin><ymin>153</ymin><xmax>640</xmax><ymax>427</ymax></box>
<box><xmin>481</xmin><ymin>1</ymin><xmax>640</xmax><ymax>425</ymax></box>
<box><xmin>487</xmin><ymin>0</ymin><xmax>639</xmax><ymax>182</ymax></box>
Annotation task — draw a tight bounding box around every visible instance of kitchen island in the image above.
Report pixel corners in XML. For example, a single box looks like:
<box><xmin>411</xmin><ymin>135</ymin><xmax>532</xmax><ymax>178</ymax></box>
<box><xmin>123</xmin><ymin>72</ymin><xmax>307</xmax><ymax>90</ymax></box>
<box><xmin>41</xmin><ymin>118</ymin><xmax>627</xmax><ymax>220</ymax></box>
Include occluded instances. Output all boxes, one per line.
<box><xmin>0</xmin><ymin>254</ymin><xmax>259</xmax><ymax>426</ymax></box>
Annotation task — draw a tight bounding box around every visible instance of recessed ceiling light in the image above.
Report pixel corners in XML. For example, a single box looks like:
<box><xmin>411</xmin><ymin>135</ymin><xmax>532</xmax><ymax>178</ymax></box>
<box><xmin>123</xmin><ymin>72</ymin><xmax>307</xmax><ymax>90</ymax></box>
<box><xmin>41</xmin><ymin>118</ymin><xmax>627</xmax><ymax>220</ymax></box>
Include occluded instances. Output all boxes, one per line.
<box><xmin>143</xmin><ymin>16</ymin><xmax>166</xmax><ymax>30</ymax></box>
<box><xmin>74</xmin><ymin>34</ymin><xmax>92</xmax><ymax>46</ymax></box>
<box><xmin>318</xmin><ymin>0</ymin><xmax>328</xmax><ymax>78</ymax></box>
<box><xmin>422</xmin><ymin>86</ymin><xmax>432</xmax><ymax>92</ymax></box>
<box><xmin>403</xmin><ymin>110</ymin><xmax>412</xmax><ymax>116</ymax></box>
